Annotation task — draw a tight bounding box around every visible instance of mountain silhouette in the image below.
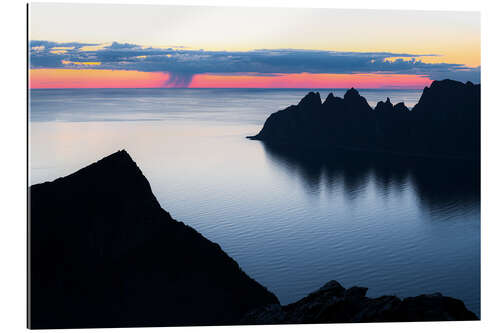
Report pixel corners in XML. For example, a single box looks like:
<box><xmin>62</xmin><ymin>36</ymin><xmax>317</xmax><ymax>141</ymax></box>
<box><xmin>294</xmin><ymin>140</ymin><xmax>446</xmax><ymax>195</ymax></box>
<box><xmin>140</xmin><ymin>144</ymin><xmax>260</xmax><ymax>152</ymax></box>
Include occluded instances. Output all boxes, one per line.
<box><xmin>29</xmin><ymin>150</ymin><xmax>278</xmax><ymax>329</ymax></box>
<box><xmin>248</xmin><ymin>79</ymin><xmax>480</xmax><ymax>159</ymax></box>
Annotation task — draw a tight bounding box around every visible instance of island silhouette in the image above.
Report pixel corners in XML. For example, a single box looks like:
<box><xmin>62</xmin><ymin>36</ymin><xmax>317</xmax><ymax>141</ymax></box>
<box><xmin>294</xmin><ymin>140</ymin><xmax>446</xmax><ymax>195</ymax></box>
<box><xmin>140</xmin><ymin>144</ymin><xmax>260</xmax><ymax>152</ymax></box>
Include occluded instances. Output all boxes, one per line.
<box><xmin>248</xmin><ymin>79</ymin><xmax>480</xmax><ymax>160</ymax></box>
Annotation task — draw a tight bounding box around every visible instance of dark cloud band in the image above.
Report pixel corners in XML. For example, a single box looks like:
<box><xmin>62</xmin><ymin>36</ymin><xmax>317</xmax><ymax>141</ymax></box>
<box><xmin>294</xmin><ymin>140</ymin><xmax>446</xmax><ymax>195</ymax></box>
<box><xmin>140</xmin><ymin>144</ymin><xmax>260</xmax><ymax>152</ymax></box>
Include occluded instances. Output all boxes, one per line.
<box><xmin>30</xmin><ymin>40</ymin><xmax>480</xmax><ymax>86</ymax></box>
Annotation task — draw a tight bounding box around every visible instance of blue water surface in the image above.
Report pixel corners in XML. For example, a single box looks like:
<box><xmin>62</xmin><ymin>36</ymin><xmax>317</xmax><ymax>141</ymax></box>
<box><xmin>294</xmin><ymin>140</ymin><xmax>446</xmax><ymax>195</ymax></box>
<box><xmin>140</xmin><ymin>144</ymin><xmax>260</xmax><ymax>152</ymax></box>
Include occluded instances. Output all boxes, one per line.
<box><xmin>29</xmin><ymin>88</ymin><xmax>480</xmax><ymax>316</ymax></box>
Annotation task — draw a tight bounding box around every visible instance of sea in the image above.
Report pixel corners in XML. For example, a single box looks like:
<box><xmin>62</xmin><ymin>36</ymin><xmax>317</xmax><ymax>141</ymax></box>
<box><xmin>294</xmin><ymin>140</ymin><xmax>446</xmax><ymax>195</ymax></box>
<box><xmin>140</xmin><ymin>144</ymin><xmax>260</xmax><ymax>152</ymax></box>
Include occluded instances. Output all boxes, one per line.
<box><xmin>29</xmin><ymin>88</ymin><xmax>480</xmax><ymax>316</ymax></box>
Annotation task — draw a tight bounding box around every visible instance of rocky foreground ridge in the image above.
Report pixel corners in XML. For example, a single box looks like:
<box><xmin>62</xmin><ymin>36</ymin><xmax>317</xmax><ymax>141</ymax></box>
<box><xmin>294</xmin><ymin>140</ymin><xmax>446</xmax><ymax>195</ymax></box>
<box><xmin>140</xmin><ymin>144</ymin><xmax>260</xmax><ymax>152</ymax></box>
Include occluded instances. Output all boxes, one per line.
<box><xmin>29</xmin><ymin>150</ymin><xmax>478</xmax><ymax>329</ymax></box>
<box><xmin>242</xmin><ymin>280</ymin><xmax>477</xmax><ymax>324</ymax></box>
<box><xmin>248</xmin><ymin>79</ymin><xmax>480</xmax><ymax>159</ymax></box>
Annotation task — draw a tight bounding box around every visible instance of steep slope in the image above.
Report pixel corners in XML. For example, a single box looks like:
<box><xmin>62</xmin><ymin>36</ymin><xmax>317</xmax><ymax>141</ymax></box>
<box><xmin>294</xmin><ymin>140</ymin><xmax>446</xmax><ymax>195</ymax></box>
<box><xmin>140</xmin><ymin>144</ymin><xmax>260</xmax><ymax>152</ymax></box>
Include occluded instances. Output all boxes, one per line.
<box><xmin>29</xmin><ymin>150</ymin><xmax>278</xmax><ymax>329</ymax></box>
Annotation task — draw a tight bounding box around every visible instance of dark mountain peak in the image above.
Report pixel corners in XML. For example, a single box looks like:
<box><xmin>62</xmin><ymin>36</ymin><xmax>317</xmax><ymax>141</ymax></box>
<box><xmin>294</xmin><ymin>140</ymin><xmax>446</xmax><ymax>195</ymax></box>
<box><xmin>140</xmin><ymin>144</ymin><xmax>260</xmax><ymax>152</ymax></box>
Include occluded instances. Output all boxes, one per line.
<box><xmin>323</xmin><ymin>92</ymin><xmax>344</xmax><ymax>107</ymax></box>
<box><xmin>374</xmin><ymin>101</ymin><xmax>384</xmax><ymax>110</ymax></box>
<box><xmin>30</xmin><ymin>151</ymin><xmax>279</xmax><ymax>328</ymax></box>
<box><xmin>374</xmin><ymin>98</ymin><xmax>394</xmax><ymax>112</ymax></box>
<box><xmin>32</xmin><ymin>149</ymin><xmax>160</xmax><ymax>215</ymax></box>
<box><xmin>344</xmin><ymin>88</ymin><xmax>373</xmax><ymax>116</ymax></box>
<box><xmin>298</xmin><ymin>91</ymin><xmax>322</xmax><ymax>108</ymax></box>
<box><xmin>343</xmin><ymin>88</ymin><xmax>371</xmax><ymax>112</ymax></box>
<box><xmin>428</xmin><ymin>79</ymin><xmax>476</xmax><ymax>91</ymax></box>
<box><xmin>394</xmin><ymin>102</ymin><xmax>410</xmax><ymax>112</ymax></box>
<box><xmin>101</xmin><ymin>149</ymin><xmax>133</xmax><ymax>164</ymax></box>
<box><xmin>425</xmin><ymin>79</ymin><xmax>480</xmax><ymax>101</ymax></box>
<box><xmin>82</xmin><ymin>149</ymin><xmax>134</xmax><ymax>169</ymax></box>
<box><xmin>344</xmin><ymin>87</ymin><xmax>360</xmax><ymax>99</ymax></box>
<box><xmin>58</xmin><ymin>149</ymin><xmax>142</xmax><ymax>183</ymax></box>
<box><xmin>324</xmin><ymin>92</ymin><xmax>335</xmax><ymax>102</ymax></box>
<box><xmin>413</xmin><ymin>79</ymin><xmax>480</xmax><ymax>115</ymax></box>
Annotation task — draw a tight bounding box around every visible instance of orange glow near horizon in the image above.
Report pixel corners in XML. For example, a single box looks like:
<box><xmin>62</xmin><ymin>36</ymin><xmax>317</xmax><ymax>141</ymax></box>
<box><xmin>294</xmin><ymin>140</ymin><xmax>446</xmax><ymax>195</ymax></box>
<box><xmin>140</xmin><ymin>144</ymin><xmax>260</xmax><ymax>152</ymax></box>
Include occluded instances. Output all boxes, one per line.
<box><xmin>30</xmin><ymin>69</ymin><xmax>432</xmax><ymax>89</ymax></box>
<box><xmin>30</xmin><ymin>69</ymin><xmax>171</xmax><ymax>89</ymax></box>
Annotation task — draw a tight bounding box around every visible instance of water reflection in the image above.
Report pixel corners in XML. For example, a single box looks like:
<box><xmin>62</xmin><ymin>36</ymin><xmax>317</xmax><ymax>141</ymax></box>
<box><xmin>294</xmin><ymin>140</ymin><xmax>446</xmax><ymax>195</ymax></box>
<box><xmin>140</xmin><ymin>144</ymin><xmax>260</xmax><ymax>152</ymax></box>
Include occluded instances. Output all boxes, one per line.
<box><xmin>261</xmin><ymin>142</ymin><xmax>480</xmax><ymax>217</ymax></box>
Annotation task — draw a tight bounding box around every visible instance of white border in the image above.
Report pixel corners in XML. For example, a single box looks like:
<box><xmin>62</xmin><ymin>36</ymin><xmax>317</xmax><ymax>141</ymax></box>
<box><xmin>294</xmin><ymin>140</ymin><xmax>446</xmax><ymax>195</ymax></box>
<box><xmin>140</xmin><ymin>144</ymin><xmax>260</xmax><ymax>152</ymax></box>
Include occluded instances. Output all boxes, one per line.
<box><xmin>1</xmin><ymin>0</ymin><xmax>499</xmax><ymax>332</ymax></box>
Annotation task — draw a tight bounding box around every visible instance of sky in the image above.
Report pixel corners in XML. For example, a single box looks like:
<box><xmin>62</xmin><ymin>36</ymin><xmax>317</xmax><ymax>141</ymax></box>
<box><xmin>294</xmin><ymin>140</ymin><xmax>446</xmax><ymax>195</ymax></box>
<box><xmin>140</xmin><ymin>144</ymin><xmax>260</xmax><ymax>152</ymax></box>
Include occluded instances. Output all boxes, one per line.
<box><xmin>29</xmin><ymin>4</ymin><xmax>480</xmax><ymax>89</ymax></box>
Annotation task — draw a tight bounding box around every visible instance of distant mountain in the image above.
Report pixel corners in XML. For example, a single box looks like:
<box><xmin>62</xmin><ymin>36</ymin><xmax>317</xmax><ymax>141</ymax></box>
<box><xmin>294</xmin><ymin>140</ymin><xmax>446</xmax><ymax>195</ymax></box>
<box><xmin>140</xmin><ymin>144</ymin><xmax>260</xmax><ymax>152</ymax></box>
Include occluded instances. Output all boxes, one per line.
<box><xmin>248</xmin><ymin>79</ymin><xmax>480</xmax><ymax>159</ymax></box>
<box><xmin>242</xmin><ymin>280</ymin><xmax>478</xmax><ymax>324</ymax></box>
<box><xmin>29</xmin><ymin>150</ymin><xmax>278</xmax><ymax>329</ymax></box>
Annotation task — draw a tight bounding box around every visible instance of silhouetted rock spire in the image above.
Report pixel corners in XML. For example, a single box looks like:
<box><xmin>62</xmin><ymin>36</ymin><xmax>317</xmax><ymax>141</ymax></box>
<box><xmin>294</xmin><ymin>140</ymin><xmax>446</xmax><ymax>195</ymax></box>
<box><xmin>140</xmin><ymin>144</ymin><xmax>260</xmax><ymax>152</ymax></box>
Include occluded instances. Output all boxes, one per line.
<box><xmin>374</xmin><ymin>98</ymin><xmax>394</xmax><ymax>112</ymax></box>
<box><xmin>323</xmin><ymin>92</ymin><xmax>335</xmax><ymax>104</ymax></box>
<box><xmin>344</xmin><ymin>87</ymin><xmax>360</xmax><ymax>99</ymax></box>
<box><xmin>298</xmin><ymin>91</ymin><xmax>322</xmax><ymax>108</ymax></box>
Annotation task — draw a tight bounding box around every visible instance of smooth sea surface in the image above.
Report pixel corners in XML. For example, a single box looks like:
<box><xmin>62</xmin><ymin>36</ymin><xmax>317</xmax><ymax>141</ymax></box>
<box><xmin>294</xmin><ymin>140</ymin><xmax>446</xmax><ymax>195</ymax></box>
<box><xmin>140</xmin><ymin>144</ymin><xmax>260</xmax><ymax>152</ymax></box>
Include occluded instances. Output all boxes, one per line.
<box><xmin>29</xmin><ymin>88</ymin><xmax>480</xmax><ymax>316</ymax></box>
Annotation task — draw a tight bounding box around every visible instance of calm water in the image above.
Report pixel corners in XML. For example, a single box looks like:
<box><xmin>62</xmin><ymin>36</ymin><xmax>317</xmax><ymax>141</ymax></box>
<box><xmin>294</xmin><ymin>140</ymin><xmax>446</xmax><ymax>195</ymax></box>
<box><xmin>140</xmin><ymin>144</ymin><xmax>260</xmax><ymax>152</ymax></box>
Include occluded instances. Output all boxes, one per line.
<box><xmin>29</xmin><ymin>89</ymin><xmax>480</xmax><ymax>316</ymax></box>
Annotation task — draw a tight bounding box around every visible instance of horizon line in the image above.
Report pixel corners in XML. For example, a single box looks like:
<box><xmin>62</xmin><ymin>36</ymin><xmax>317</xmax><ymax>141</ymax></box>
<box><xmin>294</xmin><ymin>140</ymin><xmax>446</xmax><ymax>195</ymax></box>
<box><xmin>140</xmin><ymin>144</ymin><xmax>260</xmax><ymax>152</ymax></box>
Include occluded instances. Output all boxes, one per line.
<box><xmin>29</xmin><ymin>86</ymin><xmax>427</xmax><ymax>90</ymax></box>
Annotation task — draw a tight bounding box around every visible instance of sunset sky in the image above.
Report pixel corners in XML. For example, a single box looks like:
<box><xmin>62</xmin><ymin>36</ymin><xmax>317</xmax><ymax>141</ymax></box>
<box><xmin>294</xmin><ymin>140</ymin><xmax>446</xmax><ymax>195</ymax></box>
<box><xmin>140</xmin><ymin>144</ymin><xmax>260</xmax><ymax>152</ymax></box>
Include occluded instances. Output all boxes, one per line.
<box><xmin>29</xmin><ymin>4</ymin><xmax>480</xmax><ymax>89</ymax></box>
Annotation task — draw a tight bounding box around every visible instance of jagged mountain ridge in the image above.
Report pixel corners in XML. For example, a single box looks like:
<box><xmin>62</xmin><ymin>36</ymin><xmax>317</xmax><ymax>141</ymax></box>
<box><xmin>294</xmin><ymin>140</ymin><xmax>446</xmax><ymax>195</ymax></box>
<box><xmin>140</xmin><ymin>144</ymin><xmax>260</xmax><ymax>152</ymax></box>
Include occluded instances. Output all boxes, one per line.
<box><xmin>248</xmin><ymin>79</ymin><xmax>480</xmax><ymax>159</ymax></box>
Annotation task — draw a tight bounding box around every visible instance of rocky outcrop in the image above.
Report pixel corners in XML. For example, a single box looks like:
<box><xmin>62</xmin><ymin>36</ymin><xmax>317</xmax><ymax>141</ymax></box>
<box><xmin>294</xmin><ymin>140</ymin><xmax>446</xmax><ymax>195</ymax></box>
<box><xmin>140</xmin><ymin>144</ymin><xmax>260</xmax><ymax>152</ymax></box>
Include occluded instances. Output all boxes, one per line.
<box><xmin>248</xmin><ymin>79</ymin><xmax>480</xmax><ymax>159</ymax></box>
<box><xmin>241</xmin><ymin>280</ymin><xmax>478</xmax><ymax>324</ymax></box>
<box><xmin>29</xmin><ymin>150</ymin><xmax>278</xmax><ymax>329</ymax></box>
